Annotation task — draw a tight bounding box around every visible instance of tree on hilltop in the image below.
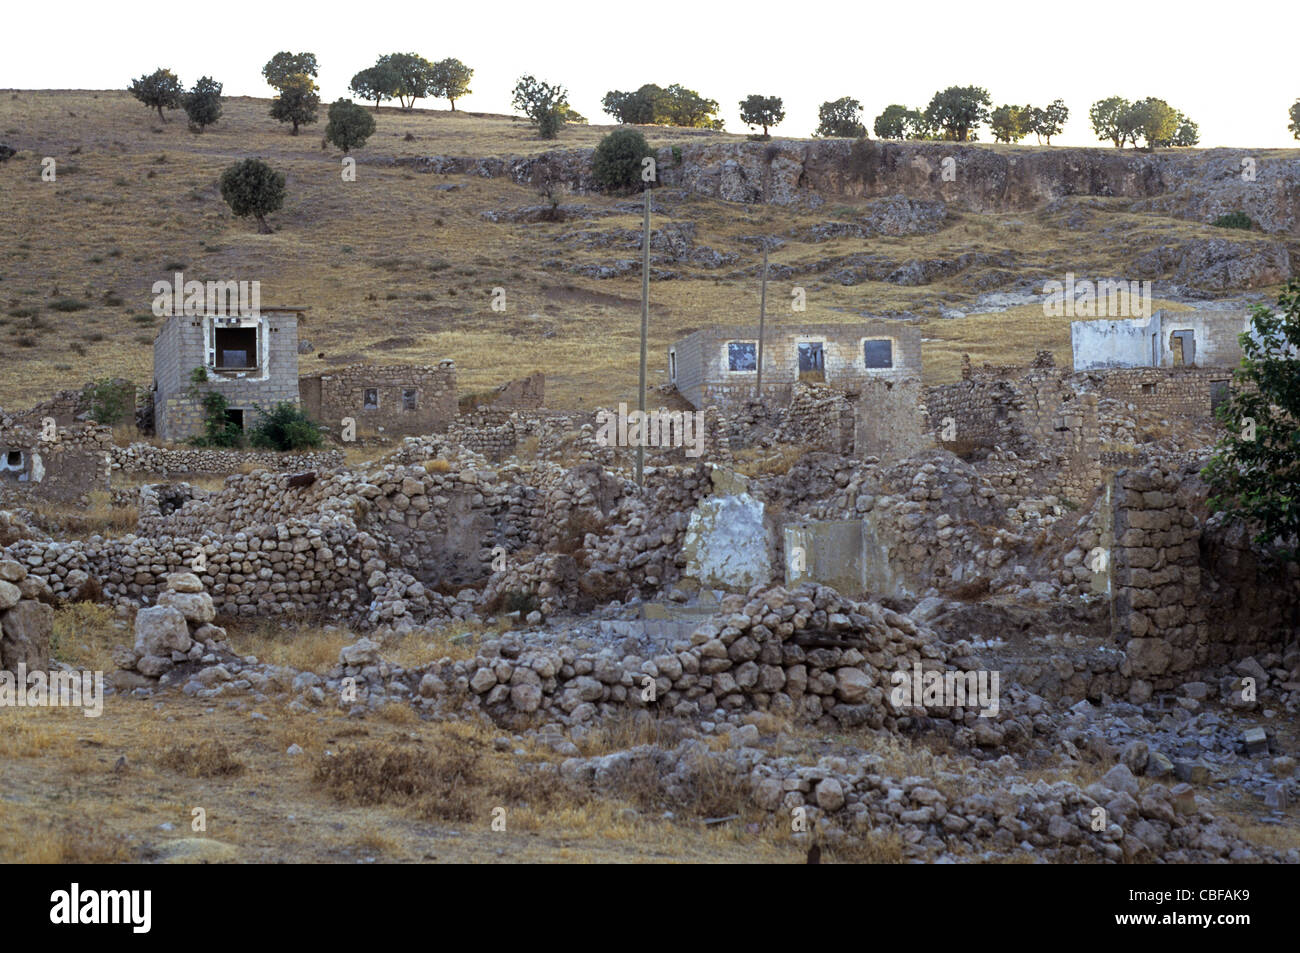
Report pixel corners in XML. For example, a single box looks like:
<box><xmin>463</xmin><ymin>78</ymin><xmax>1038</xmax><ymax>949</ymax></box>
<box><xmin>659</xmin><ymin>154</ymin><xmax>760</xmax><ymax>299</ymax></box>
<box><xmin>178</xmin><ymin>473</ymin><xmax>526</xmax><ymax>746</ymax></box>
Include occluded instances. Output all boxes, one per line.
<box><xmin>129</xmin><ymin>68</ymin><xmax>183</xmax><ymax>122</ymax></box>
<box><xmin>183</xmin><ymin>76</ymin><xmax>223</xmax><ymax>132</ymax></box>
<box><xmin>350</xmin><ymin>65</ymin><xmax>400</xmax><ymax>111</ymax></box>
<box><xmin>432</xmin><ymin>58</ymin><xmax>473</xmax><ymax>110</ymax></box>
<box><xmin>263</xmin><ymin>52</ymin><xmax>319</xmax><ymax>91</ymax></box>
<box><xmin>377</xmin><ymin>53</ymin><xmax>436</xmax><ymax>110</ymax></box>
<box><xmin>739</xmin><ymin>94</ymin><xmax>785</xmax><ymax>138</ymax></box>
<box><xmin>924</xmin><ymin>86</ymin><xmax>991</xmax><ymax>141</ymax></box>
<box><xmin>269</xmin><ymin>74</ymin><xmax>319</xmax><ymax>134</ymax></box>
<box><xmin>814</xmin><ymin>97</ymin><xmax>866</xmax><ymax>138</ymax></box>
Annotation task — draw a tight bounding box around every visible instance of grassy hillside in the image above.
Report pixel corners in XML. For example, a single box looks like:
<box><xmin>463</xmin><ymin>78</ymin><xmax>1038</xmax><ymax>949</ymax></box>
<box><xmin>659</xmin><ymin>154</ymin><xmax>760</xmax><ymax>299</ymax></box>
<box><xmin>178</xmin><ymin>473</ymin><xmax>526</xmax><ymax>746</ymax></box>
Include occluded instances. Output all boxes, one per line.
<box><xmin>0</xmin><ymin>90</ymin><xmax>1283</xmax><ymax>412</ymax></box>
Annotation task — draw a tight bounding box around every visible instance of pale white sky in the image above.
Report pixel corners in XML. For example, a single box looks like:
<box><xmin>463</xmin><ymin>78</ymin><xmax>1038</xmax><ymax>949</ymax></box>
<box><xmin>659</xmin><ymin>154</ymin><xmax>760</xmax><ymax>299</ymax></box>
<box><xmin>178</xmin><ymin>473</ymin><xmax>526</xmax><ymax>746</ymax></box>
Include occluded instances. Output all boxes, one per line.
<box><xmin>4</xmin><ymin>0</ymin><xmax>1297</xmax><ymax>147</ymax></box>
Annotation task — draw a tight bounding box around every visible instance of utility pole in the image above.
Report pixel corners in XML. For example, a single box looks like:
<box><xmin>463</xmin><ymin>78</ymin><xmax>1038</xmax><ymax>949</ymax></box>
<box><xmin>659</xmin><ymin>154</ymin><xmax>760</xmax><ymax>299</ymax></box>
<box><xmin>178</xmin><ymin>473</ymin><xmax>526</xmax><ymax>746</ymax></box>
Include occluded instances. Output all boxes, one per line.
<box><xmin>636</xmin><ymin>183</ymin><xmax>650</xmax><ymax>488</ymax></box>
<box><xmin>756</xmin><ymin>241</ymin><xmax>768</xmax><ymax>400</ymax></box>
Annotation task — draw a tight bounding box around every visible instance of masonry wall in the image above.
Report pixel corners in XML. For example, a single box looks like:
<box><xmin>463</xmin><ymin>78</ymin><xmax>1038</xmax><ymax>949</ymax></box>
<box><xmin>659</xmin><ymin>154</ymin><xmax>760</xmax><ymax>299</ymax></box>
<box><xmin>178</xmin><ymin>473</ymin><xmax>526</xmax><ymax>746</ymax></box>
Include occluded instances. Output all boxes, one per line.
<box><xmin>155</xmin><ymin>312</ymin><xmax>301</xmax><ymax>442</ymax></box>
<box><xmin>1111</xmin><ymin>466</ymin><xmax>1300</xmax><ymax>692</ymax></box>
<box><xmin>673</xmin><ymin>322</ymin><xmax>922</xmax><ymax>410</ymax></box>
<box><xmin>1072</xmin><ymin>310</ymin><xmax>1250</xmax><ymax>371</ymax></box>
<box><xmin>1085</xmin><ymin>367</ymin><xmax>1225</xmax><ymax>418</ymax></box>
<box><xmin>853</xmin><ymin>378</ymin><xmax>929</xmax><ymax>464</ymax></box>
<box><xmin>300</xmin><ymin>363</ymin><xmax>457</xmax><ymax>437</ymax></box>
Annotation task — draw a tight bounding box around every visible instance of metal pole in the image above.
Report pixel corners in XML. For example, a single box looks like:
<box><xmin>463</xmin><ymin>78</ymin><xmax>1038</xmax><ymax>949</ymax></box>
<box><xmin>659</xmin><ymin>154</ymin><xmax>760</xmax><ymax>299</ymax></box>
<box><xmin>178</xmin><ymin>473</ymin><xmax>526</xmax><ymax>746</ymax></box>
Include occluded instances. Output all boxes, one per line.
<box><xmin>756</xmin><ymin>242</ymin><xmax>768</xmax><ymax>400</ymax></box>
<box><xmin>637</xmin><ymin>184</ymin><xmax>650</xmax><ymax>488</ymax></box>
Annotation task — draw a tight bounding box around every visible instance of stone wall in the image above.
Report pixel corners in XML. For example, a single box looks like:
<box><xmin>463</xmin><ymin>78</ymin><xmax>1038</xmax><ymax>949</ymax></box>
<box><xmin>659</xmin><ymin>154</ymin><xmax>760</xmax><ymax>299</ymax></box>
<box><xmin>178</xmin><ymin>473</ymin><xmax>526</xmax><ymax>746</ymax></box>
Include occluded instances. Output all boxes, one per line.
<box><xmin>672</xmin><ymin>322</ymin><xmax>922</xmax><ymax>411</ymax></box>
<box><xmin>110</xmin><ymin>443</ymin><xmax>344</xmax><ymax>476</ymax></box>
<box><xmin>1111</xmin><ymin>465</ymin><xmax>1300</xmax><ymax>694</ymax></box>
<box><xmin>300</xmin><ymin>361</ymin><xmax>458</xmax><ymax>437</ymax></box>
<box><xmin>0</xmin><ymin>419</ymin><xmax>112</xmax><ymax>503</ymax></box>
<box><xmin>488</xmin><ymin>372</ymin><xmax>545</xmax><ymax>410</ymax></box>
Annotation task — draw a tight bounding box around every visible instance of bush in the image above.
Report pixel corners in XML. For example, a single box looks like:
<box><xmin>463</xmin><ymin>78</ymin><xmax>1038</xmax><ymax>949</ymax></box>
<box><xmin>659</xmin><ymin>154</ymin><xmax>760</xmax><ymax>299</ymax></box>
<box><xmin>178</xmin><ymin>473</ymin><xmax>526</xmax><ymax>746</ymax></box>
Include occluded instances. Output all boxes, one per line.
<box><xmin>84</xmin><ymin>378</ymin><xmax>133</xmax><ymax>426</ymax></box>
<box><xmin>324</xmin><ymin>98</ymin><xmax>375</xmax><ymax>151</ymax></box>
<box><xmin>1212</xmin><ymin>211</ymin><xmax>1253</xmax><ymax>230</ymax></box>
<box><xmin>182</xmin><ymin>76</ymin><xmax>223</xmax><ymax>132</ymax></box>
<box><xmin>248</xmin><ymin>401</ymin><xmax>323</xmax><ymax>451</ymax></box>
<box><xmin>591</xmin><ymin>128</ymin><xmax>654</xmax><ymax>193</ymax></box>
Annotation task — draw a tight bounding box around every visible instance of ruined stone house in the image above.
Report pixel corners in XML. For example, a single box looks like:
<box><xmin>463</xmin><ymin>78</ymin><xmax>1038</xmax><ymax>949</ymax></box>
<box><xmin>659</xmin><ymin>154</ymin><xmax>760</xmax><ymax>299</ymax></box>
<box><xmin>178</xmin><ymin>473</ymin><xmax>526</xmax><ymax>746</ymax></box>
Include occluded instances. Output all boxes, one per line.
<box><xmin>299</xmin><ymin>362</ymin><xmax>458</xmax><ymax>438</ymax></box>
<box><xmin>1071</xmin><ymin>309</ymin><xmax>1250</xmax><ymax>372</ymax></box>
<box><xmin>1071</xmin><ymin>309</ymin><xmax>1256</xmax><ymax>417</ymax></box>
<box><xmin>152</xmin><ymin>307</ymin><xmax>306</xmax><ymax>443</ymax></box>
<box><xmin>0</xmin><ymin>417</ymin><xmax>112</xmax><ymax>503</ymax></box>
<box><xmin>669</xmin><ymin>321</ymin><xmax>922</xmax><ymax>411</ymax></box>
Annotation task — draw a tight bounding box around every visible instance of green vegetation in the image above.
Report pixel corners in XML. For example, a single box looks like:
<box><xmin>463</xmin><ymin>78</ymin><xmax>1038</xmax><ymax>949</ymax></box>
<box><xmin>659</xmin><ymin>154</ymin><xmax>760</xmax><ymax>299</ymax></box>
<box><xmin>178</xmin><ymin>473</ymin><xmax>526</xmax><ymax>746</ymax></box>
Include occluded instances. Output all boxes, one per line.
<box><xmin>262</xmin><ymin>52</ymin><xmax>319</xmax><ymax>91</ymax></box>
<box><xmin>1204</xmin><ymin>280</ymin><xmax>1300</xmax><ymax>560</ymax></box>
<box><xmin>738</xmin><ymin>94</ymin><xmax>784</xmax><ymax>138</ymax></box>
<box><xmin>182</xmin><ymin>76</ymin><xmax>222</xmax><ymax>132</ymax></box>
<box><xmin>128</xmin><ymin>68</ymin><xmax>183</xmax><ymax>122</ymax></box>
<box><xmin>1212</xmin><ymin>211</ymin><xmax>1253</xmax><ymax>230</ymax></box>
<box><xmin>84</xmin><ymin>378</ymin><xmax>134</xmax><ymax>426</ymax></box>
<box><xmin>814</xmin><ymin>97</ymin><xmax>866</xmax><ymax>138</ymax></box>
<box><xmin>324</xmin><ymin>99</ymin><xmax>376</xmax><ymax>152</ymax></box>
<box><xmin>269</xmin><ymin>73</ymin><xmax>319</xmax><ymax>135</ymax></box>
<box><xmin>924</xmin><ymin>86</ymin><xmax>991</xmax><ymax>142</ymax></box>
<box><xmin>591</xmin><ymin>128</ymin><xmax>654</xmax><ymax>193</ymax></box>
<box><xmin>248</xmin><ymin>401</ymin><xmax>324</xmax><ymax>452</ymax></box>
<box><xmin>219</xmin><ymin>158</ymin><xmax>286</xmax><ymax>234</ymax></box>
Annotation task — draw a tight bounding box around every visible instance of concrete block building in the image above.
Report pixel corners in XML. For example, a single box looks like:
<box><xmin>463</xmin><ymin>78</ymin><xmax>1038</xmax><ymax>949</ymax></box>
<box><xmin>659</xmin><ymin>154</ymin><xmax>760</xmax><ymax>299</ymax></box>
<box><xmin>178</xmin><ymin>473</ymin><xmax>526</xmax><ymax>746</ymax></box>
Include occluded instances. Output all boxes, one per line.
<box><xmin>670</xmin><ymin>321</ymin><xmax>922</xmax><ymax>410</ymax></box>
<box><xmin>153</xmin><ymin>307</ymin><xmax>306</xmax><ymax>443</ymax></box>
<box><xmin>1071</xmin><ymin>309</ymin><xmax>1251</xmax><ymax>371</ymax></box>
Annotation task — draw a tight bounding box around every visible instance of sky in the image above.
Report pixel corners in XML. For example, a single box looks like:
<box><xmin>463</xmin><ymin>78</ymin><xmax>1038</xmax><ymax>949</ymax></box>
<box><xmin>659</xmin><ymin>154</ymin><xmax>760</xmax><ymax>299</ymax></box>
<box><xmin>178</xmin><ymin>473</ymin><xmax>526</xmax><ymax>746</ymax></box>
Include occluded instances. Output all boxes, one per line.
<box><xmin>4</xmin><ymin>0</ymin><xmax>1297</xmax><ymax>148</ymax></box>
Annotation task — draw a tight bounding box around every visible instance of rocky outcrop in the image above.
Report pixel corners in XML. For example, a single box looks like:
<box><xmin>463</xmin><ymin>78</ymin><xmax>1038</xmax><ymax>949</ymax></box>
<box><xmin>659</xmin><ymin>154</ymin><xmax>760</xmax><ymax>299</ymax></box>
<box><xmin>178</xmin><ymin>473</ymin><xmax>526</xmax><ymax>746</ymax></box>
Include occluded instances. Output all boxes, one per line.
<box><xmin>1131</xmin><ymin>237</ymin><xmax>1291</xmax><ymax>291</ymax></box>
<box><xmin>406</xmin><ymin>141</ymin><xmax>1300</xmax><ymax>235</ymax></box>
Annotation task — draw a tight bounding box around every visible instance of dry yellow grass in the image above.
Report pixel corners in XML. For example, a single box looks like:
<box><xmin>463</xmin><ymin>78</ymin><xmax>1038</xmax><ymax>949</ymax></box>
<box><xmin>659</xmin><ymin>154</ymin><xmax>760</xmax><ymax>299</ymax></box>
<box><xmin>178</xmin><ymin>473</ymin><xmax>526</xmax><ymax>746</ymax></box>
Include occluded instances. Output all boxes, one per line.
<box><xmin>2</xmin><ymin>90</ymin><xmax>1287</xmax><ymax>418</ymax></box>
<box><xmin>223</xmin><ymin>616</ymin><xmax>353</xmax><ymax>671</ymax></box>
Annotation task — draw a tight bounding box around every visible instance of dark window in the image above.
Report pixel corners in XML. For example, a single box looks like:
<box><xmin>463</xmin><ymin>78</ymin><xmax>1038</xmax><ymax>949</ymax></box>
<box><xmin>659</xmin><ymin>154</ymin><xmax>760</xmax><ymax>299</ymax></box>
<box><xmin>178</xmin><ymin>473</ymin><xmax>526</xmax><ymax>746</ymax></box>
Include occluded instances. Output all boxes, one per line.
<box><xmin>798</xmin><ymin>342</ymin><xmax>825</xmax><ymax>381</ymax></box>
<box><xmin>224</xmin><ymin>408</ymin><xmax>244</xmax><ymax>431</ymax></box>
<box><xmin>1210</xmin><ymin>380</ymin><xmax>1230</xmax><ymax>411</ymax></box>
<box><xmin>402</xmin><ymin>389</ymin><xmax>418</xmax><ymax>411</ymax></box>
<box><xmin>1141</xmin><ymin>382</ymin><xmax>1157</xmax><ymax>395</ymax></box>
<box><xmin>669</xmin><ymin>351</ymin><xmax>677</xmax><ymax>381</ymax></box>
<box><xmin>863</xmin><ymin>339</ymin><xmax>893</xmax><ymax>369</ymax></box>
<box><xmin>5</xmin><ymin>450</ymin><xmax>22</xmax><ymax>468</ymax></box>
<box><xmin>727</xmin><ymin>341</ymin><xmax>757</xmax><ymax>372</ymax></box>
<box><xmin>214</xmin><ymin>326</ymin><xmax>258</xmax><ymax>369</ymax></box>
<box><xmin>363</xmin><ymin>389</ymin><xmax>379</xmax><ymax>410</ymax></box>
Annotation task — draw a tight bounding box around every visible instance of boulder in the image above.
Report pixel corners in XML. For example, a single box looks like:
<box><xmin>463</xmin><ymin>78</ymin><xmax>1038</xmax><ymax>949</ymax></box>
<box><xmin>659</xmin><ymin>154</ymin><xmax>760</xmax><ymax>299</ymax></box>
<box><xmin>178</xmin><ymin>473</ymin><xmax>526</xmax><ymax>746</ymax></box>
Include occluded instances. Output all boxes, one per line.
<box><xmin>1</xmin><ymin>600</ymin><xmax>53</xmax><ymax>672</ymax></box>
<box><xmin>133</xmin><ymin>606</ymin><xmax>191</xmax><ymax>657</ymax></box>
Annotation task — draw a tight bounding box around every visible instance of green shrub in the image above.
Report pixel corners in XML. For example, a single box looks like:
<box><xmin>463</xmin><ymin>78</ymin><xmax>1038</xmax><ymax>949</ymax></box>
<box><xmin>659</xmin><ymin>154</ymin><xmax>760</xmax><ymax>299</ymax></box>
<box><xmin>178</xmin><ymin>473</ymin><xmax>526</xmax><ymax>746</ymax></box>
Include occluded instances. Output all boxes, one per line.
<box><xmin>84</xmin><ymin>378</ymin><xmax>134</xmax><ymax>426</ymax></box>
<box><xmin>1212</xmin><ymin>211</ymin><xmax>1253</xmax><ymax>230</ymax></box>
<box><xmin>591</xmin><ymin>128</ymin><xmax>654</xmax><ymax>193</ymax></box>
<box><xmin>192</xmin><ymin>391</ymin><xmax>244</xmax><ymax>448</ymax></box>
<box><xmin>248</xmin><ymin>401</ymin><xmax>323</xmax><ymax>452</ymax></box>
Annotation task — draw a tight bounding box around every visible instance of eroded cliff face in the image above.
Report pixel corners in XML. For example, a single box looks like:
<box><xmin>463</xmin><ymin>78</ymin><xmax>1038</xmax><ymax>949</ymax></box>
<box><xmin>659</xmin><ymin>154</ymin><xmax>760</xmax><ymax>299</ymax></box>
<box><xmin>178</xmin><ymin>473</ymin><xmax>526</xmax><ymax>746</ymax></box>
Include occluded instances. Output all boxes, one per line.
<box><xmin>407</xmin><ymin>140</ymin><xmax>1300</xmax><ymax>234</ymax></box>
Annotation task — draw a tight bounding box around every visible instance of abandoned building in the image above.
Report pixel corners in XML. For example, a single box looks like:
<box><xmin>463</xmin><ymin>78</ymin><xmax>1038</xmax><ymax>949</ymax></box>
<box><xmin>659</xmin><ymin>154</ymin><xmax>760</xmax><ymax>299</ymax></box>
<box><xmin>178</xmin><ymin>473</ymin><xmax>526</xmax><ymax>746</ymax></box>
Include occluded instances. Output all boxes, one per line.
<box><xmin>1071</xmin><ymin>309</ymin><xmax>1251</xmax><ymax>371</ymax></box>
<box><xmin>299</xmin><ymin>362</ymin><xmax>459</xmax><ymax>437</ymax></box>
<box><xmin>0</xmin><ymin>416</ymin><xmax>112</xmax><ymax>503</ymax></box>
<box><xmin>670</xmin><ymin>322</ymin><xmax>922</xmax><ymax>410</ymax></box>
<box><xmin>152</xmin><ymin>307</ymin><xmax>307</xmax><ymax>443</ymax></box>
